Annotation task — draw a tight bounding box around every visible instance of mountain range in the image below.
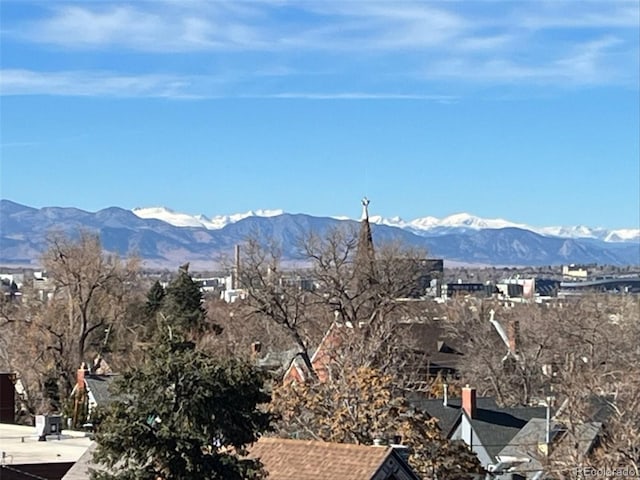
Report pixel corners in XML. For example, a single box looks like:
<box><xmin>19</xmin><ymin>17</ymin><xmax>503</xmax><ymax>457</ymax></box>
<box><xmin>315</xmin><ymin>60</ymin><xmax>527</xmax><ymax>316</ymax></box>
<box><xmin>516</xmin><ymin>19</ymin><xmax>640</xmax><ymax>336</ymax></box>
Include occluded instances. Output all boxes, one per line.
<box><xmin>1</xmin><ymin>200</ymin><xmax>638</xmax><ymax>269</ymax></box>
<box><xmin>133</xmin><ymin>206</ymin><xmax>640</xmax><ymax>243</ymax></box>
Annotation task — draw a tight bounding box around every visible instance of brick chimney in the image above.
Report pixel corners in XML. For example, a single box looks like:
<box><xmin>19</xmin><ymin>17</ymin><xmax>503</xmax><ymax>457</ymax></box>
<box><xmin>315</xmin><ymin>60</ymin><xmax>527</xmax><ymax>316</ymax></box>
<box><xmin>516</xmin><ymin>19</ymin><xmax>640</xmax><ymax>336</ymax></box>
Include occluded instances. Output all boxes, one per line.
<box><xmin>507</xmin><ymin>319</ymin><xmax>520</xmax><ymax>356</ymax></box>
<box><xmin>76</xmin><ymin>362</ymin><xmax>88</xmax><ymax>392</ymax></box>
<box><xmin>462</xmin><ymin>385</ymin><xmax>476</xmax><ymax>419</ymax></box>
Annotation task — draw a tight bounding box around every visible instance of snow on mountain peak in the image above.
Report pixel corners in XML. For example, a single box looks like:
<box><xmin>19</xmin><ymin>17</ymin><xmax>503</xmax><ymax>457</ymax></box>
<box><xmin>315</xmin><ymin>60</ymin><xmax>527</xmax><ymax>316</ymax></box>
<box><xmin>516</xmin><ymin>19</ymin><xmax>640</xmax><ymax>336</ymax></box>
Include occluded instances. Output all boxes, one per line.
<box><xmin>604</xmin><ymin>229</ymin><xmax>640</xmax><ymax>242</ymax></box>
<box><xmin>368</xmin><ymin>215</ymin><xmax>406</xmax><ymax>227</ymax></box>
<box><xmin>132</xmin><ymin>207</ymin><xmax>205</xmax><ymax>228</ymax></box>
<box><xmin>436</xmin><ymin>213</ymin><xmax>526</xmax><ymax>229</ymax></box>
<box><xmin>132</xmin><ymin>207</ymin><xmax>285</xmax><ymax>230</ymax></box>
<box><xmin>131</xmin><ymin>206</ymin><xmax>639</xmax><ymax>243</ymax></box>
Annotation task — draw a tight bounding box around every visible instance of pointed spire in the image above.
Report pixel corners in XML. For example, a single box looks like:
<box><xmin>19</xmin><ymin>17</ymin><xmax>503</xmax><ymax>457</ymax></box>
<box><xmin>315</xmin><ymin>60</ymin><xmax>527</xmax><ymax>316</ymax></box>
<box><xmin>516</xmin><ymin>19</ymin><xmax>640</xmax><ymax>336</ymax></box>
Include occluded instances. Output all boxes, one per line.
<box><xmin>355</xmin><ymin>197</ymin><xmax>376</xmax><ymax>290</ymax></box>
<box><xmin>361</xmin><ymin>197</ymin><xmax>370</xmax><ymax>221</ymax></box>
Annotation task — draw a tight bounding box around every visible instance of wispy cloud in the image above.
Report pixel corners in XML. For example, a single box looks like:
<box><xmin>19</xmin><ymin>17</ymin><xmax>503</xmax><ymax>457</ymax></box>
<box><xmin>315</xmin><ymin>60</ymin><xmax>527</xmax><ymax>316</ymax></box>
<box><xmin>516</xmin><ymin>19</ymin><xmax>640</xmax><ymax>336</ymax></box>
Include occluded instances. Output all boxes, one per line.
<box><xmin>425</xmin><ymin>34</ymin><xmax>635</xmax><ymax>86</ymax></box>
<box><xmin>0</xmin><ymin>69</ymin><xmax>455</xmax><ymax>101</ymax></box>
<box><xmin>2</xmin><ymin>1</ymin><xmax>637</xmax><ymax>94</ymax></box>
<box><xmin>0</xmin><ymin>69</ymin><xmax>201</xmax><ymax>98</ymax></box>
<box><xmin>12</xmin><ymin>1</ymin><xmax>636</xmax><ymax>53</ymax></box>
<box><xmin>12</xmin><ymin>3</ymin><xmax>270</xmax><ymax>52</ymax></box>
<box><xmin>519</xmin><ymin>1</ymin><xmax>640</xmax><ymax>30</ymax></box>
<box><xmin>245</xmin><ymin>92</ymin><xmax>458</xmax><ymax>102</ymax></box>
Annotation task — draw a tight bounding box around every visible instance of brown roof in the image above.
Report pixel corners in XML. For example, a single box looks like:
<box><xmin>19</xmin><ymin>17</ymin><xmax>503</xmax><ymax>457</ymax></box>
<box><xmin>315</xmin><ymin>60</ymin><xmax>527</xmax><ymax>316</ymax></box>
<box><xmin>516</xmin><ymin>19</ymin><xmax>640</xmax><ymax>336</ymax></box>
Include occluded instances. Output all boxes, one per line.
<box><xmin>247</xmin><ymin>437</ymin><xmax>408</xmax><ymax>480</ymax></box>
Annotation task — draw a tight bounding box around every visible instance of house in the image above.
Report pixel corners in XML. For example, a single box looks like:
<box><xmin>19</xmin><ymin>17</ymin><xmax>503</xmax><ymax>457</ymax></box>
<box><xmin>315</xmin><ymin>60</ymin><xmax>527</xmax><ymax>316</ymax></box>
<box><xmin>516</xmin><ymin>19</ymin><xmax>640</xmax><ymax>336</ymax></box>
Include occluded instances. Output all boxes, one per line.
<box><xmin>282</xmin><ymin>317</ymin><xmax>464</xmax><ymax>385</ymax></box>
<box><xmin>246</xmin><ymin>437</ymin><xmax>421</xmax><ymax>480</ymax></box>
<box><xmin>282</xmin><ymin>321</ymin><xmax>343</xmax><ymax>384</ymax></box>
<box><xmin>63</xmin><ymin>438</ymin><xmax>422</xmax><ymax>480</ymax></box>
<box><xmin>409</xmin><ymin>386</ymin><xmax>605</xmax><ymax>479</ymax></box>
<box><xmin>409</xmin><ymin>387</ymin><xmax>546</xmax><ymax>471</ymax></box>
<box><xmin>69</xmin><ymin>361</ymin><xmax>118</xmax><ymax>425</ymax></box>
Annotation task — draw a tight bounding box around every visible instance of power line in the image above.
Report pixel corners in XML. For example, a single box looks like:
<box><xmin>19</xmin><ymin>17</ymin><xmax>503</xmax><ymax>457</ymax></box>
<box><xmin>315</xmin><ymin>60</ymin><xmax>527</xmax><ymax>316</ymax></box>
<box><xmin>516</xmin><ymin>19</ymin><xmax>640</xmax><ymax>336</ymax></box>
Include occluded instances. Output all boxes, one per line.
<box><xmin>0</xmin><ymin>465</ymin><xmax>50</xmax><ymax>480</ymax></box>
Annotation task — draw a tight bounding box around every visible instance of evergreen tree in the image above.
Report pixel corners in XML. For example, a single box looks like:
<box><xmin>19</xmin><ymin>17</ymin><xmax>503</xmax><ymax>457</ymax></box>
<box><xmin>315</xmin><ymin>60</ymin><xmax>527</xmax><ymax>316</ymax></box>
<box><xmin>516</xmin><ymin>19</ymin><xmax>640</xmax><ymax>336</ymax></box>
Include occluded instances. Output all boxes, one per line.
<box><xmin>163</xmin><ymin>269</ymin><xmax>206</xmax><ymax>331</ymax></box>
<box><xmin>91</xmin><ymin>338</ymin><xmax>273</xmax><ymax>480</ymax></box>
<box><xmin>144</xmin><ymin>280</ymin><xmax>165</xmax><ymax>317</ymax></box>
<box><xmin>161</xmin><ymin>267</ymin><xmax>221</xmax><ymax>337</ymax></box>
<box><xmin>90</xmin><ymin>263</ymin><xmax>262</xmax><ymax>479</ymax></box>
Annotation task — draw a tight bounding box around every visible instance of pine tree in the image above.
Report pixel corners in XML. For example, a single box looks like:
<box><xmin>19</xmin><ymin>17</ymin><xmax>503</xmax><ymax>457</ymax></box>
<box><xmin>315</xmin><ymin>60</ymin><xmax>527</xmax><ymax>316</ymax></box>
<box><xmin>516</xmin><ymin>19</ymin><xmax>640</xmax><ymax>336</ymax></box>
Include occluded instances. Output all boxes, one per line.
<box><xmin>144</xmin><ymin>281</ymin><xmax>165</xmax><ymax>317</ymax></box>
<box><xmin>91</xmin><ymin>338</ymin><xmax>273</xmax><ymax>480</ymax></box>
<box><xmin>163</xmin><ymin>269</ymin><xmax>206</xmax><ymax>332</ymax></box>
<box><xmin>160</xmin><ymin>267</ymin><xmax>221</xmax><ymax>337</ymax></box>
<box><xmin>90</xmin><ymin>263</ymin><xmax>264</xmax><ymax>479</ymax></box>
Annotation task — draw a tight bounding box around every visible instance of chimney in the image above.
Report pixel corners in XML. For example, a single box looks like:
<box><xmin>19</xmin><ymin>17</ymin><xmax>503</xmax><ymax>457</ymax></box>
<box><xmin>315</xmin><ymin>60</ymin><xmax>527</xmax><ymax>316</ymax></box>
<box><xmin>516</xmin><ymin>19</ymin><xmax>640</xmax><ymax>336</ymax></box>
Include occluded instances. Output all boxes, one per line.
<box><xmin>462</xmin><ymin>385</ymin><xmax>476</xmax><ymax>419</ymax></box>
<box><xmin>443</xmin><ymin>383</ymin><xmax>449</xmax><ymax>407</ymax></box>
<box><xmin>507</xmin><ymin>319</ymin><xmax>520</xmax><ymax>356</ymax></box>
<box><xmin>76</xmin><ymin>363</ymin><xmax>88</xmax><ymax>392</ymax></box>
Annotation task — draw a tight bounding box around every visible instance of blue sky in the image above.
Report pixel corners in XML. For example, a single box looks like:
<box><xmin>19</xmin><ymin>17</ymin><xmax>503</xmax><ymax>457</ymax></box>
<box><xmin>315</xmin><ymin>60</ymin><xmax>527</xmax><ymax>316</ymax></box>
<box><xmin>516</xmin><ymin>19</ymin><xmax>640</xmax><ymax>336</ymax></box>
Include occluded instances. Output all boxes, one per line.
<box><xmin>1</xmin><ymin>1</ymin><xmax>638</xmax><ymax>229</ymax></box>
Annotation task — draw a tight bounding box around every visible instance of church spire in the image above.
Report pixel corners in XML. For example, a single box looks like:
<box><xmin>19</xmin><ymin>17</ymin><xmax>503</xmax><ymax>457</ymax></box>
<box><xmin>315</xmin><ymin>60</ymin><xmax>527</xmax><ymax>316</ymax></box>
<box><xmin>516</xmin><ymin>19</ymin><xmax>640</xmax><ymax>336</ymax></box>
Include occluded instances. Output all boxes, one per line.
<box><xmin>355</xmin><ymin>197</ymin><xmax>376</xmax><ymax>289</ymax></box>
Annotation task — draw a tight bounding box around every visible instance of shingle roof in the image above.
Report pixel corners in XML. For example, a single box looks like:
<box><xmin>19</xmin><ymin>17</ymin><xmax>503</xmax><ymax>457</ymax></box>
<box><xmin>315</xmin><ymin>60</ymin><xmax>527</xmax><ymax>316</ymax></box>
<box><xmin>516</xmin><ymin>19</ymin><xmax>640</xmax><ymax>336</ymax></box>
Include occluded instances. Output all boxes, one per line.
<box><xmin>247</xmin><ymin>437</ymin><xmax>419</xmax><ymax>480</ymax></box>
<box><xmin>406</xmin><ymin>393</ymin><xmax>498</xmax><ymax>436</ymax></box>
<box><xmin>498</xmin><ymin>418</ymin><xmax>602</xmax><ymax>477</ymax></box>
<box><xmin>470</xmin><ymin>406</ymin><xmax>547</xmax><ymax>461</ymax></box>
<box><xmin>85</xmin><ymin>375</ymin><xmax>118</xmax><ymax>405</ymax></box>
<box><xmin>400</xmin><ymin>322</ymin><xmax>464</xmax><ymax>375</ymax></box>
<box><xmin>407</xmin><ymin>393</ymin><xmax>546</xmax><ymax>462</ymax></box>
<box><xmin>65</xmin><ymin>439</ymin><xmax>420</xmax><ymax>480</ymax></box>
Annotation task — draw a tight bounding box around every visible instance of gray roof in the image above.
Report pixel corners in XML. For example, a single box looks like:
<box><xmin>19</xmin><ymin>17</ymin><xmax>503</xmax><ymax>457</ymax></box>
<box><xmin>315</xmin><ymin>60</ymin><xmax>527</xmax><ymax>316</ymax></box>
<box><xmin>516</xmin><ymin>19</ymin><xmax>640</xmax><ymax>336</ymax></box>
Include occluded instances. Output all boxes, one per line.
<box><xmin>257</xmin><ymin>348</ymin><xmax>300</xmax><ymax>375</ymax></box>
<box><xmin>407</xmin><ymin>393</ymin><xmax>546</xmax><ymax>461</ymax></box>
<box><xmin>470</xmin><ymin>405</ymin><xmax>547</xmax><ymax>461</ymax></box>
<box><xmin>406</xmin><ymin>393</ymin><xmax>498</xmax><ymax>436</ymax></box>
<box><xmin>498</xmin><ymin>418</ymin><xmax>602</xmax><ymax>478</ymax></box>
<box><xmin>86</xmin><ymin>375</ymin><xmax>118</xmax><ymax>405</ymax></box>
<box><xmin>496</xmin><ymin>418</ymin><xmax>555</xmax><ymax>477</ymax></box>
<box><xmin>400</xmin><ymin>322</ymin><xmax>464</xmax><ymax>376</ymax></box>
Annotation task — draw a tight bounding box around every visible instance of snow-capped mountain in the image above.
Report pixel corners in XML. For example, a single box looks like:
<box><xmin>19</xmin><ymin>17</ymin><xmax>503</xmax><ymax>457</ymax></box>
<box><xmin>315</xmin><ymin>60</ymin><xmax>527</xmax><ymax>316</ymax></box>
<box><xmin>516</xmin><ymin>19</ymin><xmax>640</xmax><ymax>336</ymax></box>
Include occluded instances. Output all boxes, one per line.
<box><xmin>132</xmin><ymin>207</ymin><xmax>638</xmax><ymax>244</ymax></box>
<box><xmin>367</xmin><ymin>213</ymin><xmax>528</xmax><ymax>232</ymax></box>
<box><xmin>366</xmin><ymin>212</ymin><xmax>638</xmax><ymax>244</ymax></box>
<box><xmin>133</xmin><ymin>207</ymin><xmax>284</xmax><ymax>230</ymax></box>
<box><xmin>536</xmin><ymin>225</ymin><xmax>640</xmax><ymax>243</ymax></box>
<box><xmin>2</xmin><ymin>200</ymin><xmax>638</xmax><ymax>268</ymax></box>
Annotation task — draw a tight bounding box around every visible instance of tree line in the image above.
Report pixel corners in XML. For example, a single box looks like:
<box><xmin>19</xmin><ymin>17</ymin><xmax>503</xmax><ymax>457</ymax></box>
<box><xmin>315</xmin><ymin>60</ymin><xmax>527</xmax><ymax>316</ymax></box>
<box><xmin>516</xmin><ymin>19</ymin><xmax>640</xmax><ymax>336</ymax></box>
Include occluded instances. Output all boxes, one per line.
<box><xmin>0</xmin><ymin>228</ymin><xmax>638</xmax><ymax>478</ymax></box>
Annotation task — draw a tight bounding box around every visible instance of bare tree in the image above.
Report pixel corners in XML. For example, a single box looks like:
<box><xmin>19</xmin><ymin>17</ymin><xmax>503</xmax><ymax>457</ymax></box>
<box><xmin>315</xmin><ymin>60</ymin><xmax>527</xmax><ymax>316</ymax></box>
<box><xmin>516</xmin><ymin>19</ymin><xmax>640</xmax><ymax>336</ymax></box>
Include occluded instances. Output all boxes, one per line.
<box><xmin>0</xmin><ymin>231</ymin><xmax>141</xmax><ymax>415</ymax></box>
<box><xmin>236</xmin><ymin>225</ymin><xmax>436</xmax><ymax>381</ymax></box>
<box><xmin>444</xmin><ymin>293</ymin><xmax>640</xmax><ymax>470</ymax></box>
<box><xmin>237</xmin><ymin>235</ymin><xmax>327</xmax><ymax>376</ymax></box>
<box><xmin>272</xmin><ymin>366</ymin><xmax>483</xmax><ymax>479</ymax></box>
<box><xmin>41</xmin><ymin>231</ymin><xmax>139</xmax><ymax>371</ymax></box>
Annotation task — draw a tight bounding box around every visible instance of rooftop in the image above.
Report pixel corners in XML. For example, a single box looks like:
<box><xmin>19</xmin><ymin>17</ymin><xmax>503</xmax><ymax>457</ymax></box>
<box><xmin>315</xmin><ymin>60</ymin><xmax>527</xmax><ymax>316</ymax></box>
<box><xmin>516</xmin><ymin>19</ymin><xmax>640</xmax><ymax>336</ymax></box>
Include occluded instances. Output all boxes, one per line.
<box><xmin>64</xmin><ymin>438</ymin><xmax>420</xmax><ymax>480</ymax></box>
<box><xmin>246</xmin><ymin>437</ymin><xmax>419</xmax><ymax>480</ymax></box>
<box><xmin>407</xmin><ymin>393</ymin><xmax>547</xmax><ymax>461</ymax></box>
<box><xmin>85</xmin><ymin>374</ymin><xmax>118</xmax><ymax>405</ymax></box>
<box><xmin>0</xmin><ymin>423</ymin><xmax>92</xmax><ymax>465</ymax></box>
